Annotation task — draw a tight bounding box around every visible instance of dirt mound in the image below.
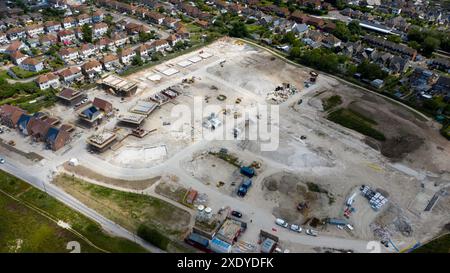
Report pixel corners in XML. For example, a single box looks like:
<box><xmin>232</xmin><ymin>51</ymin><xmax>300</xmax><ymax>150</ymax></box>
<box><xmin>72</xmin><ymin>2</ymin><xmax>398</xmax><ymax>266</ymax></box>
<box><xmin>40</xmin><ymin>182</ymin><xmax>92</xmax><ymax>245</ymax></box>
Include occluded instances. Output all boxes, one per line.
<box><xmin>380</xmin><ymin>134</ymin><xmax>424</xmax><ymax>160</ymax></box>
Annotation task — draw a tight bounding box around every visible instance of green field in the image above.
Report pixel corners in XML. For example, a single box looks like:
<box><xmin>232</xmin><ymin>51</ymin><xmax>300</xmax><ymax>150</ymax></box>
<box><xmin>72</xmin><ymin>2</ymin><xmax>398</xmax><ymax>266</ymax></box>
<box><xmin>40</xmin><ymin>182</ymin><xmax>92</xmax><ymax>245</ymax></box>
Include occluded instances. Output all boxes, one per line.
<box><xmin>0</xmin><ymin>170</ymin><xmax>148</xmax><ymax>253</ymax></box>
<box><xmin>327</xmin><ymin>108</ymin><xmax>386</xmax><ymax>141</ymax></box>
<box><xmin>413</xmin><ymin>233</ymin><xmax>450</xmax><ymax>253</ymax></box>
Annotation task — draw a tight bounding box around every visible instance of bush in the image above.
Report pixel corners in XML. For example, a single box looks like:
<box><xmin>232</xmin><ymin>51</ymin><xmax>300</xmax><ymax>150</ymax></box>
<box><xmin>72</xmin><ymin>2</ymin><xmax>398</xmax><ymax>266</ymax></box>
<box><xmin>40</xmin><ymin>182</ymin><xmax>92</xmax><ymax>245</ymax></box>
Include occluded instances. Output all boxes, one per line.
<box><xmin>137</xmin><ymin>225</ymin><xmax>170</xmax><ymax>250</ymax></box>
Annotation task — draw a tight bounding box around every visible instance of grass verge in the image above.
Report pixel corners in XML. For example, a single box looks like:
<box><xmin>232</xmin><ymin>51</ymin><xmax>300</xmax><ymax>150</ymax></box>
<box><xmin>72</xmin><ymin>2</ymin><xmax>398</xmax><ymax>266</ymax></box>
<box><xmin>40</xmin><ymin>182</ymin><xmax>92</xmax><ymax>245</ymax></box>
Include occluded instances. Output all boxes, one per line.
<box><xmin>0</xmin><ymin>170</ymin><xmax>148</xmax><ymax>253</ymax></box>
<box><xmin>52</xmin><ymin>174</ymin><xmax>193</xmax><ymax>252</ymax></box>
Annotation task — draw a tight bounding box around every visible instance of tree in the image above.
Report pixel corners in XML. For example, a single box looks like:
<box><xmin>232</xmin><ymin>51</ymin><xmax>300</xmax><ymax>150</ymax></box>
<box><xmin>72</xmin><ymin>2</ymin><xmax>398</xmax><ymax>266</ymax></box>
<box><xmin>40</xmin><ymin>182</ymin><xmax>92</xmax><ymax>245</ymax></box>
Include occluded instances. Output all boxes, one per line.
<box><xmin>421</xmin><ymin>36</ymin><xmax>440</xmax><ymax>56</ymax></box>
<box><xmin>387</xmin><ymin>35</ymin><xmax>402</xmax><ymax>44</ymax></box>
<box><xmin>289</xmin><ymin>47</ymin><xmax>302</xmax><ymax>59</ymax></box>
<box><xmin>132</xmin><ymin>55</ymin><xmax>143</xmax><ymax>66</ymax></box>
<box><xmin>82</xmin><ymin>24</ymin><xmax>93</xmax><ymax>43</ymax></box>
<box><xmin>357</xmin><ymin>61</ymin><xmax>387</xmax><ymax>80</ymax></box>
<box><xmin>229</xmin><ymin>22</ymin><xmax>249</xmax><ymax>38</ymax></box>
<box><xmin>348</xmin><ymin>20</ymin><xmax>362</xmax><ymax>35</ymax></box>
<box><xmin>408</xmin><ymin>41</ymin><xmax>421</xmax><ymax>50</ymax></box>
<box><xmin>332</xmin><ymin>21</ymin><xmax>351</xmax><ymax>42</ymax></box>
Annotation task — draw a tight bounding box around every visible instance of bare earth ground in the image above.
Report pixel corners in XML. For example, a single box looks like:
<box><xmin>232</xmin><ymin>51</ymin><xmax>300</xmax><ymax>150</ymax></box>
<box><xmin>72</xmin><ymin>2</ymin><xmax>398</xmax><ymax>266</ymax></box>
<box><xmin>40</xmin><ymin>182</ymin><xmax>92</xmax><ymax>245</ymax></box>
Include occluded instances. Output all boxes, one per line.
<box><xmin>2</xmin><ymin>38</ymin><xmax>448</xmax><ymax>252</ymax></box>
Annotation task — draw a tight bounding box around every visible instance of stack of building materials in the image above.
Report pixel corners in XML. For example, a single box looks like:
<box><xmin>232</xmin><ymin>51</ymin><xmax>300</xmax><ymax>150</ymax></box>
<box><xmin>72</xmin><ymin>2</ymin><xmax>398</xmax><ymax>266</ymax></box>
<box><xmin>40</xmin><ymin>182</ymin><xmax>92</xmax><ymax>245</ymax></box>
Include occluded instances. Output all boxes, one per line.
<box><xmin>361</xmin><ymin>185</ymin><xmax>388</xmax><ymax>211</ymax></box>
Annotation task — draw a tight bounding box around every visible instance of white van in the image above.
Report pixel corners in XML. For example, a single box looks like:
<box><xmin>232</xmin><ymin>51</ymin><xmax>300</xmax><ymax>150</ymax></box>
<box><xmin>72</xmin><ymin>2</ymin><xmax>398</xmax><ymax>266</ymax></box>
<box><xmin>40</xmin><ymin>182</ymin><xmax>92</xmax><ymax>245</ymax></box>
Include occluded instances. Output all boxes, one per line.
<box><xmin>346</xmin><ymin>224</ymin><xmax>354</xmax><ymax>231</ymax></box>
<box><xmin>275</xmin><ymin>218</ymin><xmax>289</xmax><ymax>228</ymax></box>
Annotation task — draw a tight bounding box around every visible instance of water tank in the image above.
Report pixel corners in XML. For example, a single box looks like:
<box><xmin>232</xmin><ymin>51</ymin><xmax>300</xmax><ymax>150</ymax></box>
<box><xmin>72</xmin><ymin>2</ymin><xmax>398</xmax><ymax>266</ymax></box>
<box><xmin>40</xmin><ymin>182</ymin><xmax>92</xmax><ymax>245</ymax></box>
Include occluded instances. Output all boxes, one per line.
<box><xmin>204</xmin><ymin>207</ymin><xmax>212</xmax><ymax>219</ymax></box>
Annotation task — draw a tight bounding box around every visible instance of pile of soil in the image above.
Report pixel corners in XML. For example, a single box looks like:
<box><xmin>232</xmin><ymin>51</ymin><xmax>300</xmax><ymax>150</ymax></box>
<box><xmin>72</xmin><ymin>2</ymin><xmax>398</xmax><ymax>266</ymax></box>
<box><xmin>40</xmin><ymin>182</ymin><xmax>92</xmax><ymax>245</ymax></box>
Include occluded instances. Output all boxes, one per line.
<box><xmin>380</xmin><ymin>134</ymin><xmax>424</xmax><ymax>160</ymax></box>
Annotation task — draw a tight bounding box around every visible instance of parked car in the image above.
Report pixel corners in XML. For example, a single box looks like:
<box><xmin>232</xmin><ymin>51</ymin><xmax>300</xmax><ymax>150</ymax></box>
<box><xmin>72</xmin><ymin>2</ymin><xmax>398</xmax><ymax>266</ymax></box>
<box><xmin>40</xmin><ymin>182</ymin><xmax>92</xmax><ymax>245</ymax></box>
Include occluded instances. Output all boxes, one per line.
<box><xmin>289</xmin><ymin>224</ymin><xmax>302</xmax><ymax>233</ymax></box>
<box><xmin>306</xmin><ymin>229</ymin><xmax>318</xmax><ymax>236</ymax></box>
<box><xmin>275</xmin><ymin>218</ymin><xmax>289</xmax><ymax>228</ymax></box>
<box><xmin>0</xmin><ymin>157</ymin><xmax>5</xmax><ymax>164</ymax></box>
<box><xmin>231</xmin><ymin>210</ymin><xmax>242</xmax><ymax>218</ymax></box>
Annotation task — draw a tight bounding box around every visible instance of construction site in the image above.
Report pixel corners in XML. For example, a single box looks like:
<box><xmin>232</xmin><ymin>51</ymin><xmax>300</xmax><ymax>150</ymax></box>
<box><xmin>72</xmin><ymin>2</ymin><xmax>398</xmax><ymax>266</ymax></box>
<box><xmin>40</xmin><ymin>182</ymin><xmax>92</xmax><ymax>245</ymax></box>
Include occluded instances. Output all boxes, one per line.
<box><xmin>2</xmin><ymin>38</ymin><xmax>449</xmax><ymax>253</ymax></box>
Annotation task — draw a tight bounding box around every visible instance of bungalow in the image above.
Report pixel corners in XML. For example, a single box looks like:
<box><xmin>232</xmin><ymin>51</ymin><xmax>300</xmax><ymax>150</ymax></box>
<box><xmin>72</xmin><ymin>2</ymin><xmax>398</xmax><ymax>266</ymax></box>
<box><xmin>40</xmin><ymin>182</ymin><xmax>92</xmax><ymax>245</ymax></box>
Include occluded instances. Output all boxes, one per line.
<box><xmin>59</xmin><ymin>66</ymin><xmax>83</xmax><ymax>83</ymax></box>
<box><xmin>59</xmin><ymin>47</ymin><xmax>79</xmax><ymax>62</ymax></box>
<box><xmin>77</xmin><ymin>13</ymin><xmax>92</xmax><ymax>26</ymax></box>
<box><xmin>151</xmin><ymin>39</ymin><xmax>169</xmax><ymax>52</ymax></box>
<box><xmin>36</xmin><ymin>72</ymin><xmax>61</xmax><ymax>90</ymax></box>
<box><xmin>44</xmin><ymin>21</ymin><xmax>62</xmax><ymax>33</ymax></box>
<box><xmin>81</xmin><ymin>59</ymin><xmax>103</xmax><ymax>78</ymax></box>
<box><xmin>146</xmin><ymin>11</ymin><xmax>165</xmax><ymax>25</ymax></box>
<box><xmin>56</xmin><ymin>88</ymin><xmax>85</xmax><ymax>105</ymax></box>
<box><xmin>58</xmin><ymin>29</ymin><xmax>76</xmax><ymax>45</ymax></box>
<box><xmin>45</xmin><ymin>126</ymin><xmax>71</xmax><ymax>151</ymax></box>
<box><xmin>92</xmin><ymin>10</ymin><xmax>104</xmax><ymax>23</ymax></box>
<box><xmin>6</xmin><ymin>27</ymin><xmax>26</xmax><ymax>40</ymax></box>
<box><xmin>62</xmin><ymin>17</ymin><xmax>76</xmax><ymax>29</ymax></box>
<box><xmin>0</xmin><ymin>105</ymin><xmax>26</xmax><ymax>129</ymax></box>
<box><xmin>78</xmin><ymin>104</ymin><xmax>103</xmax><ymax>126</ymax></box>
<box><xmin>10</xmin><ymin>51</ymin><xmax>28</xmax><ymax>65</ymax></box>
<box><xmin>19</xmin><ymin>57</ymin><xmax>44</xmax><ymax>72</ymax></box>
<box><xmin>101</xmin><ymin>54</ymin><xmax>120</xmax><ymax>71</ymax></box>
<box><xmin>93</xmin><ymin>22</ymin><xmax>108</xmax><ymax>37</ymax></box>
<box><xmin>120</xmin><ymin>47</ymin><xmax>136</xmax><ymax>65</ymax></box>
<box><xmin>26</xmin><ymin>24</ymin><xmax>45</xmax><ymax>37</ymax></box>
<box><xmin>79</xmin><ymin>43</ymin><xmax>97</xmax><ymax>59</ymax></box>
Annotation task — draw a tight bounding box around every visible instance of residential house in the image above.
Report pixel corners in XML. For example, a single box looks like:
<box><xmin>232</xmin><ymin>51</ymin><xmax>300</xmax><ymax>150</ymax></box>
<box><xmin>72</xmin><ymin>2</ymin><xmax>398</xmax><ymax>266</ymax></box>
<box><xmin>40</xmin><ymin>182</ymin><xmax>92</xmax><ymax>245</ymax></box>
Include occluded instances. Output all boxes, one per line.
<box><xmin>45</xmin><ymin>126</ymin><xmax>71</xmax><ymax>151</ymax></box>
<box><xmin>19</xmin><ymin>57</ymin><xmax>44</xmax><ymax>72</ymax></box>
<box><xmin>17</xmin><ymin>114</ymin><xmax>33</xmax><ymax>135</ymax></box>
<box><xmin>62</xmin><ymin>17</ymin><xmax>76</xmax><ymax>29</ymax></box>
<box><xmin>26</xmin><ymin>24</ymin><xmax>45</xmax><ymax>37</ymax></box>
<box><xmin>77</xmin><ymin>13</ymin><xmax>92</xmax><ymax>26</ymax></box>
<box><xmin>166</xmin><ymin>34</ymin><xmax>181</xmax><ymax>46</ymax></box>
<box><xmin>146</xmin><ymin>11</ymin><xmax>165</xmax><ymax>25</ymax></box>
<box><xmin>93</xmin><ymin>97</ymin><xmax>113</xmax><ymax>115</ymax></box>
<box><xmin>92</xmin><ymin>10</ymin><xmax>104</xmax><ymax>23</ymax></box>
<box><xmin>59</xmin><ymin>66</ymin><xmax>83</xmax><ymax>83</ymax></box>
<box><xmin>10</xmin><ymin>51</ymin><xmax>28</xmax><ymax>65</ymax></box>
<box><xmin>39</xmin><ymin>33</ymin><xmax>58</xmax><ymax>47</ymax></box>
<box><xmin>389</xmin><ymin>56</ymin><xmax>410</xmax><ymax>74</ymax></box>
<box><xmin>322</xmin><ymin>35</ymin><xmax>342</xmax><ymax>49</ymax></box>
<box><xmin>135</xmin><ymin>44</ymin><xmax>151</xmax><ymax>58</ymax></box>
<box><xmin>111</xmin><ymin>32</ymin><xmax>128</xmax><ymax>48</ymax></box>
<box><xmin>0</xmin><ymin>32</ymin><xmax>7</xmax><ymax>44</ymax></box>
<box><xmin>58</xmin><ymin>29</ymin><xmax>76</xmax><ymax>45</ymax></box>
<box><xmin>96</xmin><ymin>37</ymin><xmax>115</xmax><ymax>51</ymax></box>
<box><xmin>36</xmin><ymin>73</ymin><xmax>61</xmax><ymax>90</ymax></box>
<box><xmin>120</xmin><ymin>47</ymin><xmax>136</xmax><ymax>65</ymax></box>
<box><xmin>163</xmin><ymin>17</ymin><xmax>177</xmax><ymax>29</ymax></box>
<box><xmin>5</xmin><ymin>40</ymin><xmax>27</xmax><ymax>55</ymax></box>
<box><xmin>291</xmin><ymin>23</ymin><xmax>309</xmax><ymax>37</ymax></box>
<box><xmin>363</xmin><ymin>35</ymin><xmax>417</xmax><ymax>60</ymax></box>
<box><xmin>59</xmin><ymin>47</ymin><xmax>79</xmax><ymax>62</ymax></box>
<box><xmin>44</xmin><ymin>21</ymin><xmax>62</xmax><ymax>33</ymax></box>
<box><xmin>93</xmin><ymin>22</ymin><xmax>108</xmax><ymax>37</ymax></box>
<box><xmin>101</xmin><ymin>54</ymin><xmax>120</xmax><ymax>71</ymax></box>
<box><xmin>79</xmin><ymin>43</ymin><xmax>97</xmax><ymax>59</ymax></box>
<box><xmin>73</xmin><ymin>27</ymin><xmax>84</xmax><ymax>40</ymax></box>
<box><xmin>195</xmin><ymin>20</ymin><xmax>209</xmax><ymax>29</ymax></box>
<box><xmin>432</xmin><ymin>76</ymin><xmax>450</xmax><ymax>96</ymax></box>
<box><xmin>0</xmin><ymin>105</ymin><xmax>26</xmax><ymax>128</ymax></box>
<box><xmin>81</xmin><ymin>59</ymin><xmax>103</xmax><ymax>78</ymax></box>
<box><xmin>6</xmin><ymin>27</ymin><xmax>26</xmax><ymax>40</ymax></box>
<box><xmin>151</xmin><ymin>39</ymin><xmax>169</xmax><ymax>52</ymax></box>
<box><xmin>56</xmin><ymin>87</ymin><xmax>85</xmax><ymax>105</ymax></box>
